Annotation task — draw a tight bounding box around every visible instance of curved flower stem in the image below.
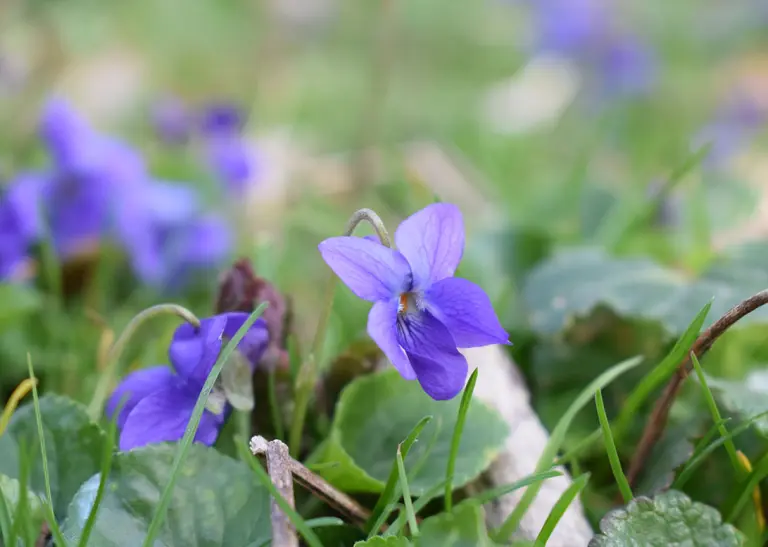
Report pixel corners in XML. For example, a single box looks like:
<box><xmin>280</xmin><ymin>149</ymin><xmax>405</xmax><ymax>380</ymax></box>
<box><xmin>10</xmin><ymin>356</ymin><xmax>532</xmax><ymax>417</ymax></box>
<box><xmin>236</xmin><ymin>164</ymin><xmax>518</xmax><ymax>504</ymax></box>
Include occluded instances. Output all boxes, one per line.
<box><xmin>288</xmin><ymin>209</ymin><xmax>390</xmax><ymax>458</ymax></box>
<box><xmin>87</xmin><ymin>303</ymin><xmax>201</xmax><ymax>421</ymax></box>
<box><xmin>627</xmin><ymin>289</ymin><xmax>768</xmax><ymax>486</ymax></box>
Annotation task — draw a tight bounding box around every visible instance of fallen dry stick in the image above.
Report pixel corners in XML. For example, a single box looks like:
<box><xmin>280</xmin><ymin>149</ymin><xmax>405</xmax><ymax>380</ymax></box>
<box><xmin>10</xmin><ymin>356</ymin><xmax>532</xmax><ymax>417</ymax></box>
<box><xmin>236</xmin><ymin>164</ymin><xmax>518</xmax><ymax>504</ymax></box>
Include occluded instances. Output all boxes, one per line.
<box><xmin>250</xmin><ymin>436</ymin><xmax>371</xmax><ymax>530</ymax></box>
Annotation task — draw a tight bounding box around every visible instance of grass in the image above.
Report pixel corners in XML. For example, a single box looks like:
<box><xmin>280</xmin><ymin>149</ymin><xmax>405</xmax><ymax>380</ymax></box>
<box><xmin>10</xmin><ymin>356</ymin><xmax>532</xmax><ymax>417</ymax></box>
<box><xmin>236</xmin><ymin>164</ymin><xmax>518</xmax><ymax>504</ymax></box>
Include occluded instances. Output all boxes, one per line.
<box><xmin>595</xmin><ymin>388</ymin><xmax>633</xmax><ymax>503</ymax></box>
<box><xmin>533</xmin><ymin>473</ymin><xmax>590</xmax><ymax>547</ymax></box>
<box><xmin>445</xmin><ymin>367</ymin><xmax>478</xmax><ymax>512</ymax></box>
<box><xmin>396</xmin><ymin>444</ymin><xmax>418</xmax><ymax>537</ymax></box>
<box><xmin>27</xmin><ymin>353</ymin><xmax>68</xmax><ymax>547</ymax></box>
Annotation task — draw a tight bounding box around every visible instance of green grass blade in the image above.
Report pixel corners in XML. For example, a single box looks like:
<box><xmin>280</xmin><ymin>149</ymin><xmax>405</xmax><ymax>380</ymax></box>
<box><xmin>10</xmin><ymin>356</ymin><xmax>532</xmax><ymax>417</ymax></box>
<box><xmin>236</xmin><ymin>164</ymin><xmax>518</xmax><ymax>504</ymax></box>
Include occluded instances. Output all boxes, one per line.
<box><xmin>78</xmin><ymin>413</ymin><xmax>119</xmax><ymax>547</ymax></box>
<box><xmin>142</xmin><ymin>304</ymin><xmax>267</xmax><ymax>547</ymax></box>
<box><xmin>690</xmin><ymin>418</ymin><xmax>731</xmax><ymax>461</ymax></box>
<box><xmin>445</xmin><ymin>368</ymin><xmax>478</xmax><ymax>512</ymax></box>
<box><xmin>614</xmin><ymin>301</ymin><xmax>711</xmax><ymax>441</ymax></box>
<box><xmin>27</xmin><ymin>354</ymin><xmax>68</xmax><ymax>547</ymax></box>
<box><xmin>385</xmin><ymin>481</ymin><xmax>446</xmax><ymax>537</ymax></box>
<box><xmin>469</xmin><ymin>470</ymin><xmax>562</xmax><ymax>506</ymax></box>
<box><xmin>726</xmin><ymin>450</ymin><xmax>768</xmax><ymax>523</ymax></box>
<box><xmin>533</xmin><ymin>473</ymin><xmax>590</xmax><ymax>547</ymax></box>
<box><xmin>556</xmin><ymin>429</ymin><xmax>601</xmax><ymax>466</ymax></box>
<box><xmin>367</xmin><ymin>415</ymin><xmax>433</xmax><ymax>536</ymax></box>
<box><xmin>267</xmin><ymin>370</ymin><xmax>285</xmax><ymax>440</ymax></box>
<box><xmin>674</xmin><ymin>411</ymin><xmax>768</xmax><ymax>490</ymax></box>
<box><xmin>690</xmin><ymin>352</ymin><xmax>743</xmax><ymax>477</ymax></box>
<box><xmin>396</xmin><ymin>444</ymin><xmax>418</xmax><ymax>536</ymax></box>
<box><xmin>494</xmin><ymin>355</ymin><xmax>643</xmax><ymax>542</ymax></box>
<box><xmin>236</xmin><ymin>440</ymin><xmax>324</xmax><ymax>547</ymax></box>
<box><xmin>305</xmin><ymin>517</ymin><xmax>345</xmax><ymax>529</ymax></box>
<box><xmin>595</xmin><ymin>389</ymin><xmax>632</xmax><ymax>503</ymax></box>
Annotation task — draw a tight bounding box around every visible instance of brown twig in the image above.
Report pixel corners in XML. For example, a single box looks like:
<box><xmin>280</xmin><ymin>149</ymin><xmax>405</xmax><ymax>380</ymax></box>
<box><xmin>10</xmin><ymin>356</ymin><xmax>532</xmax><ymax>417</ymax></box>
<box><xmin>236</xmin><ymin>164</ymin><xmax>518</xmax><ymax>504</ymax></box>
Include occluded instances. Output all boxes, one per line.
<box><xmin>627</xmin><ymin>289</ymin><xmax>768</xmax><ymax>486</ymax></box>
<box><xmin>259</xmin><ymin>438</ymin><xmax>299</xmax><ymax>547</ymax></box>
<box><xmin>250</xmin><ymin>436</ymin><xmax>371</xmax><ymax>528</ymax></box>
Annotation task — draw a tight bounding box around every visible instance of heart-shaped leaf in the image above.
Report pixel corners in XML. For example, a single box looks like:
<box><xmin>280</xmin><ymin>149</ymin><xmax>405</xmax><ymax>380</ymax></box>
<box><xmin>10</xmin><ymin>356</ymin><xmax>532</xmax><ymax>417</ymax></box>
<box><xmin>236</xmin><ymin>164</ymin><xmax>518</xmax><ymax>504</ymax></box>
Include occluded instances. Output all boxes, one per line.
<box><xmin>523</xmin><ymin>244</ymin><xmax>768</xmax><ymax>336</ymax></box>
<box><xmin>311</xmin><ymin>369</ymin><xmax>508</xmax><ymax>496</ymax></box>
<box><xmin>590</xmin><ymin>490</ymin><xmax>744</xmax><ymax>546</ymax></box>
<box><xmin>417</xmin><ymin>501</ymin><xmax>493</xmax><ymax>547</ymax></box>
<box><xmin>0</xmin><ymin>394</ymin><xmax>104</xmax><ymax>520</ymax></box>
<box><xmin>61</xmin><ymin>443</ymin><xmax>272</xmax><ymax>546</ymax></box>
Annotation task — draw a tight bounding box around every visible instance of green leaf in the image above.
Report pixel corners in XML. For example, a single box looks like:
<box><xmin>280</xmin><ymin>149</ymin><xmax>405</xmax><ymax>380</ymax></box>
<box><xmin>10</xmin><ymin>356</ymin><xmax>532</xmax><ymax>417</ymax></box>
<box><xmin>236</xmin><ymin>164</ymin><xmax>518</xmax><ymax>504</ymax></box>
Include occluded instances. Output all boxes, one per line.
<box><xmin>61</xmin><ymin>443</ymin><xmax>271</xmax><ymax>546</ymax></box>
<box><xmin>0</xmin><ymin>283</ymin><xmax>41</xmax><ymax>332</ymax></box>
<box><xmin>523</xmin><ymin>244</ymin><xmax>768</xmax><ymax>336</ymax></box>
<box><xmin>707</xmin><ymin>370</ymin><xmax>768</xmax><ymax>436</ymax></box>
<box><xmin>416</xmin><ymin>501</ymin><xmax>493</xmax><ymax>547</ymax></box>
<box><xmin>0</xmin><ymin>394</ymin><xmax>104</xmax><ymax>520</ymax></box>
<box><xmin>589</xmin><ymin>490</ymin><xmax>744</xmax><ymax>546</ymax></box>
<box><xmin>355</xmin><ymin>536</ymin><xmax>413</xmax><ymax>546</ymax></box>
<box><xmin>312</xmin><ymin>369</ymin><xmax>508</xmax><ymax>496</ymax></box>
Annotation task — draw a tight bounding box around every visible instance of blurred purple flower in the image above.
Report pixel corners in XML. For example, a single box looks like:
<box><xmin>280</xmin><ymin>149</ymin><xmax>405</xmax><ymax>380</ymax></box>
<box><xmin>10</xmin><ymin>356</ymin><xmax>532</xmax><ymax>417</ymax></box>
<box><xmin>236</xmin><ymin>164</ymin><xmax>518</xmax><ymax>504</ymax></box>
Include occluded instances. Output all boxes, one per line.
<box><xmin>37</xmin><ymin>98</ymin><xmax>149</xmax><ymax>259</ymax></box>
<box><xmin>151</xmin><ymin>99</ymin><xmax>258</xmax><ymax>195</ymax></box>
<box><xmin>151</xmin><ymin>97</ymin><xmax>192</xmax><ymax>145</ymax></box>
<box><xmin>318</xmin><ymin>204</ymin><xmax>509</xmax><ymax>400</ymax></box>
<box><xmin>694</xmin><ymin>92</ymin><xmax>767</xmax><ymax>169</ymax></box>
<box><xmin>530</xmin><ymin>0</ymin><xmax>655</xmax><ymax>100</ymax></box>
<box><xmin>200</xmin><ymin>104</ymin><xmax>255</xmax><ymax>195</ymax></box>
<box><xmin>106</xmin><ymin>312</ymin><xmax>268</xmax><ymax>451</ymax></box>
<box><xmin>0</xmin><ymin>173</ymin><xmax>44</xmax><ymax>279</ymax></box>
<box><xmin>116</xmin><ymin>182</ymin><xmax>232</xmax><ymax>289</ymax></box>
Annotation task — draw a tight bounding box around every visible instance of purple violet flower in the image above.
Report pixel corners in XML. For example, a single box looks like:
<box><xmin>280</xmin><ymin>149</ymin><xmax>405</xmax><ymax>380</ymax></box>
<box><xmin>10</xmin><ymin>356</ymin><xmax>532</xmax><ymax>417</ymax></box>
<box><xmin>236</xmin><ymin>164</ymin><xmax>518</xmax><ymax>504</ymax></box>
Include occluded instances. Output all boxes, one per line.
<box><xmin>106</xmin><ymin>312</ymin><xmax>268</xmax><ymax>451</ymax></box>
<box><xmin>530</xmin><ymin>0</ymin><xmax>656</xmax><ymax>100</ymax></box>
<box><xmin>0</xmin><ymin>173</ymin><xmax>44</xmax><ymax>279</ymax></box>
<box><xmin>693</xmin><ymin>92</ymin><xmax>767</xmax><ymax>170</ymax></box>
<box><xmin>115</xmin><ymin>182</ymin><xmax>232</xmax><ymax>289</ymax></box>
<box><xmin>38</xmin><ymin>98</ymin><xmax>149</xmax><ymax>259</ymax></box>
<box><xmin>151</xmin><ymin>96</ymin><xmax>192</xmax><ymax>145</ymax></box>
<box><xmin>199</xmin><ymin>104</ymin><xmax>255</xmax><ymax>195</ymax></box>
<box><xmin>318</xmin><ymin>204</ymin><xmax>509</xmax><ymax>400</ymax></box>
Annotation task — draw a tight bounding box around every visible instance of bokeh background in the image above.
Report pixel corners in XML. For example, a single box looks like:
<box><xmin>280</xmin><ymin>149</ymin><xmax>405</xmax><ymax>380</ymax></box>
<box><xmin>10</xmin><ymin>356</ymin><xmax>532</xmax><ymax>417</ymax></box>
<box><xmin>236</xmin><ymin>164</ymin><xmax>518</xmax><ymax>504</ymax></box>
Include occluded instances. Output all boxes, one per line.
<box><xmin>3</xmin><ymin>0</ymin><xmax>768</xmax><ymax>533</ymax></box>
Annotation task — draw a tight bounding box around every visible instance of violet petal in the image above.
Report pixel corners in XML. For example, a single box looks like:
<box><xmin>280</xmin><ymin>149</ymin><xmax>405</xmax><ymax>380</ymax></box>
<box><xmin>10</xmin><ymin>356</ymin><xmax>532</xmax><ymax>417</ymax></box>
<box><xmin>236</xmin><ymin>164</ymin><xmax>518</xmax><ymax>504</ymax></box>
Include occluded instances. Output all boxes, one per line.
<box><xmin>394</xmin><ymin>203</ymin><xmax>464</xmax><ymax>290</ymax></box>
<box><xmin>367</xmin><ymin>299</ymin><xmax>416</xmax><ymax>380</ymax></box>
<box><xmin>426</xmin><ymin>277</ymin><xmax>509</xmax><ymax>348</ymax></box>
<box><xmin>318</xmin><ymin>236</ymin><xmax>411</xmax><ymax>301</ymax></box>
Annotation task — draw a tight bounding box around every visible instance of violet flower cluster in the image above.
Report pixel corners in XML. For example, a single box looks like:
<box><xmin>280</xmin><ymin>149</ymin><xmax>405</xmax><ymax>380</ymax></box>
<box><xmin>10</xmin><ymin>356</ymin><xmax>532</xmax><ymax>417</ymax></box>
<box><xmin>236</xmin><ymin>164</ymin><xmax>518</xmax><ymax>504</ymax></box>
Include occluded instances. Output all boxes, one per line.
<box><xmin>106</xmin><ymin>312</ymin><xmax>268</xmax><ymax>450</ymax></box>
<box><xmin>319</xmin><ymin>204</ymin><xmax>509</xmax><ymax>401</ymax></box>
<box><xmin>529</xmin><ymin>0</ymin><xmax>656</xmax><ymax>100</ymax></box>
<box><xmin>0</xmin><ymin>98</ymin><xmax>231</xmax><ymax>287</ymax></box>
<box><xmin>152</xmin><ymin>98</ymin><xmax>257</xmax><ymax>195</ymax></box>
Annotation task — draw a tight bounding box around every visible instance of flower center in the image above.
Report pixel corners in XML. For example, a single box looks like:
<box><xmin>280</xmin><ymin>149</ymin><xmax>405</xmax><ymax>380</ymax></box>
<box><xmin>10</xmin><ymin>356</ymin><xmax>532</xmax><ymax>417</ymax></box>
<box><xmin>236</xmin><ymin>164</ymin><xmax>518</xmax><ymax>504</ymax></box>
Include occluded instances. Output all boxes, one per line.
<box><xmin>398</xmin><ymin>292</ymin><xmax>422</xmax><ymax>316</ymax></box>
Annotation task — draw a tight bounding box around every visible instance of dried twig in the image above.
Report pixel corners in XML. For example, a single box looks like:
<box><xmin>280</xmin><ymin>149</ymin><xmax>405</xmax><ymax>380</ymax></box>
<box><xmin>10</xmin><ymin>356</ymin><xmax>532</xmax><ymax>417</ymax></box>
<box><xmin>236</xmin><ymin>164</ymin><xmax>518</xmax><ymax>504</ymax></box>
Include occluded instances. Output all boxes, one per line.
<box><xmin>250</xmin><ymin>436</ymin><xmax>371</xmax><ymax>528</ymax></box>
<box><xmin>255</xmin><ymin>438</ymin><xmax>299</xmax><ymax>547</ymax></box>
<box><xmin>627</xmin><ymin>289</ymin><xmax>768</xmax><ymax>486</ymax></box>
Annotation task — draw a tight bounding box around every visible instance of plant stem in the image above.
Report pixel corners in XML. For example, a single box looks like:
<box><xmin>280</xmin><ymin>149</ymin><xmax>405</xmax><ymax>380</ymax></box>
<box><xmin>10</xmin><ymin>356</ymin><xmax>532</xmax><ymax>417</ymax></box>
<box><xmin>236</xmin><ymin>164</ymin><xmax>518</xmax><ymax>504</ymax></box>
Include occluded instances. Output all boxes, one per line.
<box><xmin>627</xmin><ymin>289</ymin><xmax>768</xmax><ymax>486</ymax></box>
<box><xmin>87</xmin><ymin>304</ymin><xmax>201</xmax><ymax>421</ymax></box>
<box><xmin>288</xmin><ymin>208</ymin><xmax>391</xmax><ymax>458</ymax></box>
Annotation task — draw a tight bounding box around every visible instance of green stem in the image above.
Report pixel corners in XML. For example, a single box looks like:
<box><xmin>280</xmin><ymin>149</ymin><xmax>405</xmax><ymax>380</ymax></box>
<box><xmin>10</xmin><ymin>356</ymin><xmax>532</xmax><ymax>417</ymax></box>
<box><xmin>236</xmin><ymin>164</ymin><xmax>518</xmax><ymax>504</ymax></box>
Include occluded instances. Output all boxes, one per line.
<box><xmin>87</xmin><ymin>304</ymin><xmax>201</xmax><ymax>420</ymax></box>
<box><xmin>288</xmin><ymin>208</ymin><xmax>391</xmax><ymax>458</ymax></box>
